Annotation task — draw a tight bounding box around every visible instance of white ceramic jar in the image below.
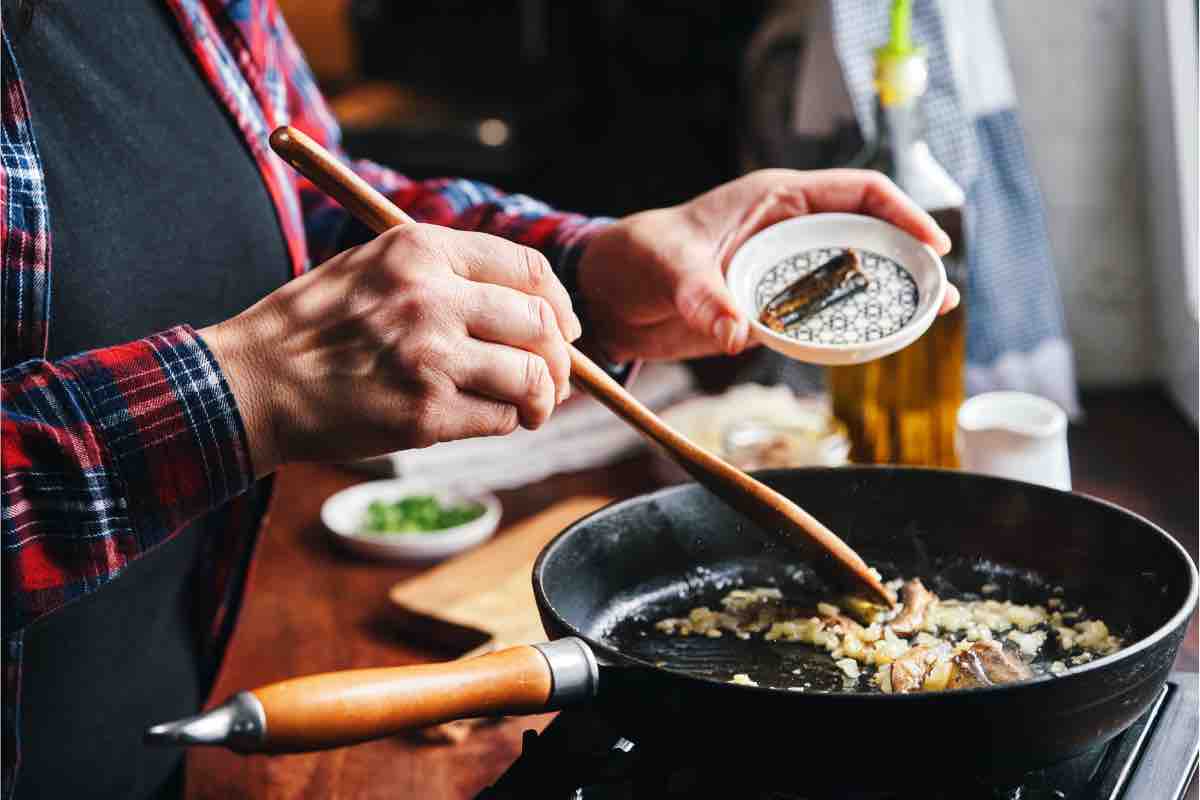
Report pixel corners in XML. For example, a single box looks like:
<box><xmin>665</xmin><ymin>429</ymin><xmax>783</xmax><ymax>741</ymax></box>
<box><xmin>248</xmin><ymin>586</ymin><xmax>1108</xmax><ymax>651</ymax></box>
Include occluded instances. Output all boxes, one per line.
<box><xmin>955</xmin><ymin>391</ymin><xmax>1071</xmax><ymax>491</ymax></box>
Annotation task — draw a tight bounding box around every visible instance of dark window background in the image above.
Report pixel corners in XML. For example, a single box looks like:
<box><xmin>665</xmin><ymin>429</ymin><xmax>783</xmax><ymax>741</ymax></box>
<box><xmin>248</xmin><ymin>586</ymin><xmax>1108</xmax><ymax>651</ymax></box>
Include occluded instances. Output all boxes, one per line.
<box><xmin>299</xmin><ymin>0</ymin><xmax>818</xmax><ymax>392</ymax></box>
<box><xmin>337</xmin><ymin>1</ymin><xmax>768</xmax><ymax>217</ymax></box>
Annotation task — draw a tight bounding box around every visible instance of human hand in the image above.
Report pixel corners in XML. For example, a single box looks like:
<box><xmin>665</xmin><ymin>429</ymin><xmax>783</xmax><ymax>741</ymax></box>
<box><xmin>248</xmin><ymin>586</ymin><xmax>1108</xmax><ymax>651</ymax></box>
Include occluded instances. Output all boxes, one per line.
<box><xmin>576</xmin><ymin>168</ymin><xmax>959</xmax><ymax>362</ymax></box>
<box><xmin>202</xmin><ymin>224</ymin><xmax>582</xmax><ymax>477</ymax></box>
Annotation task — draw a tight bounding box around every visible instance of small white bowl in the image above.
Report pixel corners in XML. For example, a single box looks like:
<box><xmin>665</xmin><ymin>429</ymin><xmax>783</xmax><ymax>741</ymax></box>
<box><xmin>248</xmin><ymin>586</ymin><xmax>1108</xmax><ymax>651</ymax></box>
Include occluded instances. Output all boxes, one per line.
<box><xmin>726</xmin><ymin>213</ymin><xmax>947</xmax><ymax>365</ymax></box>
<box><xmin>321</xmin><ymin>479</ymin><xmax>501</xmax><ymax>562</ymax></box>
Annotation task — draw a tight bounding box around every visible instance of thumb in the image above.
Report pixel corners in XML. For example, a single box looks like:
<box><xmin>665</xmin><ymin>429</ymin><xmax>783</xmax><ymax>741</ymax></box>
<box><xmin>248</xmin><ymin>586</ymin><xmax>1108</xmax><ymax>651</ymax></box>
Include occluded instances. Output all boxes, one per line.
<box><xmin>674</xmin><ymin>271</ymin><xmax>750</xmax><ymax>355</ymax></box>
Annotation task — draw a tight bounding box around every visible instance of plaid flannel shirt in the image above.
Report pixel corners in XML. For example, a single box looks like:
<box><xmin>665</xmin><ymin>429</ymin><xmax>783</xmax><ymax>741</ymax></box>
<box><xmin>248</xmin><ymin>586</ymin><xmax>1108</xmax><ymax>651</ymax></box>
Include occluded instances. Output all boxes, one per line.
<box><xmin>1</xmin><ymin>1</ymin><xmax>610</xmax><ymax>794</ymax></box>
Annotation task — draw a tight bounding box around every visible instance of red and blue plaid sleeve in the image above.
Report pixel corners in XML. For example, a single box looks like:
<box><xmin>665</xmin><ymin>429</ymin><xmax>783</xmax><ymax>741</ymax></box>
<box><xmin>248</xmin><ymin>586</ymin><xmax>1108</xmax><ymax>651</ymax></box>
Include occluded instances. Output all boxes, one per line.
<box><xmin>2</xmin><ymin>325</ymin><xmax>254</xmax><ymax>637</ymax></box>
<box><xmin>3</xmin><ymin>325</ymin><xmax>255</xmax><ymax>791</ymax></box>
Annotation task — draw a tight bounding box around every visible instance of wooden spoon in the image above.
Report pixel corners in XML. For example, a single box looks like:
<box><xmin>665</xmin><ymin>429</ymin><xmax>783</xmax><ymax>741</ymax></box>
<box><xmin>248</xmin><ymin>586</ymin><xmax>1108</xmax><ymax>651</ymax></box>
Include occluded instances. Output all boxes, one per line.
<box><xmin>269</xmin><ymin>125</ymin><xmax>894</xmax><ymax>606</ymax></box>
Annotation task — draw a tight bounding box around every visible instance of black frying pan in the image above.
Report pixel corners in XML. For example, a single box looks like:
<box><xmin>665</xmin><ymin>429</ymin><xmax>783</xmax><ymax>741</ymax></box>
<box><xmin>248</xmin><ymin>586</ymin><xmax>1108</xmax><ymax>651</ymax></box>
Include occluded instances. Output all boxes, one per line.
<box><xmin>148</xmin><ymin>468</ymin><xmax>1196</xmax><ymax>783</ymax></box>
<box><xmin>534</xmin><ymin>467</ymin><xmax>1197</xmax><ymax>780</ymax></box>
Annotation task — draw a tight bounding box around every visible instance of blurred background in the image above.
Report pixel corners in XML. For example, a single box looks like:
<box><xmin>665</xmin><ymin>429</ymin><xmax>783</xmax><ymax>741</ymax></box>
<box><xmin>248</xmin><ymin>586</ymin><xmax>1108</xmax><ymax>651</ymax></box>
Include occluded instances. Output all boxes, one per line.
<box><xmin>275</xmin><ymin>0</ymin><xmax>1196</xmax><ymax>497</ymax></box>
<box><xmin>281</xmin><ymin>0</ymin><xmax>1196</xmax><ymax>412</ymax></box>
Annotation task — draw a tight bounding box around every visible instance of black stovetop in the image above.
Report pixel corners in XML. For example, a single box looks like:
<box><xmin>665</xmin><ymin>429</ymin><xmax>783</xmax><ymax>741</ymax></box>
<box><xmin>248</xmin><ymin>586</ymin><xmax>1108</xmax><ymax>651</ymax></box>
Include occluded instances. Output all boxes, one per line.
<box><xmin>480</xmin><ymin>672</ymin><xmax>1198</xmax><ymax>800</ymax></box>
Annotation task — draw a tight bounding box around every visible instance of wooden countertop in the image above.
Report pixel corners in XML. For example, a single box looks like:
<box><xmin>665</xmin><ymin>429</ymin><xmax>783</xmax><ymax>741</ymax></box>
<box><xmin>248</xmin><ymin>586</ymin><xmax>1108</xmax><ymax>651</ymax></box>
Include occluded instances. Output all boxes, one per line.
<box><xmin>186</xmin><ymin>387</ymin><xmax>1198</xmax><ymax>799</ymax></box>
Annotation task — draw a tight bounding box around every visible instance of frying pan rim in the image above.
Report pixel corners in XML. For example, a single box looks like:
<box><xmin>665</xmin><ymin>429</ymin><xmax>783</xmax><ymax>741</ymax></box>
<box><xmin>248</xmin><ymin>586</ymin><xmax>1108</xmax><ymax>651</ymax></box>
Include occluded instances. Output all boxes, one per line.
<box><xmin>531</xmin><ymin>465</ymin><xmax>1198</xmax><ymax>699</ymax></box>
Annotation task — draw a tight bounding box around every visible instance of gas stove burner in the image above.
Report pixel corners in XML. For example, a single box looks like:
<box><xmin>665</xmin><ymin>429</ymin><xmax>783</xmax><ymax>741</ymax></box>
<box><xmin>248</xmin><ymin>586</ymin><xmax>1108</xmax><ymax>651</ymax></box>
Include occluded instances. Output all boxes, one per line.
<box><xmin>480</xmin><ymin>673</ymin><xmax>1197</xmax><ymax>800</ymax></box>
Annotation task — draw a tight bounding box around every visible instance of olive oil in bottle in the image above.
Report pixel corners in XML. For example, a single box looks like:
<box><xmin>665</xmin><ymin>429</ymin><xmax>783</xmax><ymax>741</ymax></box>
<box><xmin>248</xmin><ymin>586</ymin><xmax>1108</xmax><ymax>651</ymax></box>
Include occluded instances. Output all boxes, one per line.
<box><xmin>829</xmin><ymin>0</ymin><xmax>967</xmax><ymax>467</ymax></box>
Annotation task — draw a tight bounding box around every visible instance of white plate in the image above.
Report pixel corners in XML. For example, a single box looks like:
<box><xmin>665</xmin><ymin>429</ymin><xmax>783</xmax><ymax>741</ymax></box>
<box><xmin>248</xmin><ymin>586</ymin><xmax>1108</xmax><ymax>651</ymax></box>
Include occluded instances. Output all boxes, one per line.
<box><xmin>725</xmin><ymin>213</ymin><xmax>947</xmax><ymax>365</ymax></box>
<box><xmin>648</xmin><ymin>385</ymin><xmax>849</xmax><ymax>484</ymax></box>
<box><xmin>321</xmin><ymin>479</ymin><xmax>501</xmax><ymax>562</ymax></box>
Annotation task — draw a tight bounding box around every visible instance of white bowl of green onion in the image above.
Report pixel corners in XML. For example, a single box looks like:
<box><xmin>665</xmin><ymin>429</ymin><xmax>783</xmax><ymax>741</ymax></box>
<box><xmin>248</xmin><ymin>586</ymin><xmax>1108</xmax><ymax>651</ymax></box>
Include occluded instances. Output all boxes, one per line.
<box><xmin>321</xmin><ymin>479</ymin><xmax>502</xmax><ymax>561</ymax></box>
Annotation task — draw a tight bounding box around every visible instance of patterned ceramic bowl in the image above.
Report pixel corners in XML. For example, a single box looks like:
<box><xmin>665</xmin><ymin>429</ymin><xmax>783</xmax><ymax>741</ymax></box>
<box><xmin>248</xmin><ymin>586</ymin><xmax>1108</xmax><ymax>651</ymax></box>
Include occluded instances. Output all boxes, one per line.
<box><xmin>725</xmin><ymin>213</ymin><xmax>947</xmax><ymax>365</ymax></box>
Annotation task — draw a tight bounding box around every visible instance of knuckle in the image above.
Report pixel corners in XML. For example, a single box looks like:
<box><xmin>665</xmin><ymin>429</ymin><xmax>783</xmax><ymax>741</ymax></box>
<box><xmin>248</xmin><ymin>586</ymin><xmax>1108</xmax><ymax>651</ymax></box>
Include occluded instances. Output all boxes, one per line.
<box><xmin>529</xmin><ymin>296</ymin><xmax>554</xmax><ymax>340</ymax></box>
<box><xmin>548</xmin><ymin>338</ymin><xmax>570</xmax><ymax>374</ymax></box>
<box><xmin>394</xmin><ymin>331</ymin><xmax>442</xmax><ymax>369</ymax></box>
<box><xmin>522</xmin><ymin>352</ymin><xmax>550</xmax><ymax>398</ymax></box>
<box><xmin>491</xmin><ymin>405</ymin><xmax>520</xmax><ymax>437</ymax></box>
<box><xmin>521</xmin><ymin>355</ymin><xmax>554</xmax><ymax>428</ymax></box>
<box><xmin>379</xmin><ymin>225</ymin><xmax>418</xmax><ymax>258</ymax></box>
<box><xmin>378</xmin><ymin>254</ymin><xmax>415</xmax><ymax>289</ymax></box>
<box><xmin>355</xmin><ymin>307</ymin><xmax>395</xmax><ymax>345</ymax></box>
<box><xmin>402</xmin><ymin>279</ymin><xmax>438</xmax><ymax>309</ymax></box>
<box><xmin>380</xmin><ymin>226</ymin><xmax>440</xmax><ymax>277</ymax></box>
<box><xmin>408</xmin><ymin>389</ymin><xmax>447</xmax><ymax>449</ymax></box>
<box><xmin>384</xmin><ymin>222</ymin><xmax>428</xmax><ymax>250</ymax></box>
<box><xmin>521</xmin><ymin>246</ymin><xmax>550</xmax><ymax>288</ymax></box>
<box><xmin>394</xmin><ymin>279</ymin><xmax>446</xmax><ymax>322</ymax></box>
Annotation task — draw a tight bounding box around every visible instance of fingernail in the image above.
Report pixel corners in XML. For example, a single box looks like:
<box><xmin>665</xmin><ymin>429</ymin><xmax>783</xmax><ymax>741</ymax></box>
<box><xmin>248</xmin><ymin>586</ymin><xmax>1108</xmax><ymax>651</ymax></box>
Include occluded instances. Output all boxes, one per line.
<box><xmin>557</xmin><ymin>383</ymin><xmax>571</xmax><ymax>404</ymax></box>
<box><xmin>714</xmin><ymin>317</ymin><xmax>738</xmax><ymax>354</ymax></box>
<box><xmin>568</xmin><ymin>313</ymin><xmax>584</xmax><ymax>342</ymax></box>
<box><xmin>944</xmin><ymin>284</ymin><xmax>961</xmax><ymax>312</ymax></box>
<box><xmin>938</xmin><ymin>229</ymin><xmax>952</xmax><ymax>253</ymax></box>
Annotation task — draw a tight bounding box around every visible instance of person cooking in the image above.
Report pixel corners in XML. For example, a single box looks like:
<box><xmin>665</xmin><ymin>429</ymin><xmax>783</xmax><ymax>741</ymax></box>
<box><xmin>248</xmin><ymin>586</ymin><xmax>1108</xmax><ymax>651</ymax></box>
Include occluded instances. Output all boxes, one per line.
<box><xmin>0</xmin><ymin>0</ymin><xmax>956</xmax><ymax>796</ymax></box>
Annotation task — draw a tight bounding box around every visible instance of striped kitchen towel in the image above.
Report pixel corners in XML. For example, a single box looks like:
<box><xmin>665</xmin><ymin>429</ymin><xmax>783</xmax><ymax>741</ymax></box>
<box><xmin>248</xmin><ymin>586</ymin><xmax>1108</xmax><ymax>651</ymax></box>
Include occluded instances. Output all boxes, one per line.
<box><xmin>830</xmin><ymin>0</ymin><xmax>1078</xmax><ymax>413</ymax></box>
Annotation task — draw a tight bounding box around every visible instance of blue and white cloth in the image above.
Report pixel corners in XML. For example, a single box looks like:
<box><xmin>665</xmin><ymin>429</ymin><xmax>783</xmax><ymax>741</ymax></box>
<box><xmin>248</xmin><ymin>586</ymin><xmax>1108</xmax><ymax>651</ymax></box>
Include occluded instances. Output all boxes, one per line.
<box><xmin>810</xmin><ymin>0</ymin><xmax>1079</xmax><ymax>413</ymax></box>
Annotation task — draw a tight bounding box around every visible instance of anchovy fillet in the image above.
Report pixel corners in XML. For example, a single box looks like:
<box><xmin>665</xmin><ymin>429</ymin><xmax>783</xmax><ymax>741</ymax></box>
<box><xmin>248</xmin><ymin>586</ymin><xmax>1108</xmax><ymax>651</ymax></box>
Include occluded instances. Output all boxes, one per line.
<box><xmin>760</xmin><ymin>250</ymin><xmax>869</xmax><ymax>332</ymax></box>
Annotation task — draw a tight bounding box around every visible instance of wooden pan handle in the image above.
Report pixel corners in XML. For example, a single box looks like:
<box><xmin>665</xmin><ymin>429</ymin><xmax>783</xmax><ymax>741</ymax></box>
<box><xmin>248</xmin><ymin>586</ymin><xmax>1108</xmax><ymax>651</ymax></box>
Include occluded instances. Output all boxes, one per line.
<box><xmin>251</xmin><ymin>645</ymin><xmax>551</xmax><ymax>752</ymax></box>
<box><xmin>146</xmin><ymin>640</ymin><xmax>598</xmax><ymax>753</ymax></box>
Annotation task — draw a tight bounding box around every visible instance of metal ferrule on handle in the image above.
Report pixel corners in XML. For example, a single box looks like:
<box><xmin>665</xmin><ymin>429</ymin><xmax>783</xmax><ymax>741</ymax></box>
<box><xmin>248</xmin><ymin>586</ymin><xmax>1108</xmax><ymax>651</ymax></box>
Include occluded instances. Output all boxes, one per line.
<box><xmin>144</xmin><ymin>691</ymin><xmax>267</xmax><ymax>753</ymax></box>
<box><xmin>533</xmin><ymin>637</ymin><xmax>600</xmax><ymax>708</ymax></box>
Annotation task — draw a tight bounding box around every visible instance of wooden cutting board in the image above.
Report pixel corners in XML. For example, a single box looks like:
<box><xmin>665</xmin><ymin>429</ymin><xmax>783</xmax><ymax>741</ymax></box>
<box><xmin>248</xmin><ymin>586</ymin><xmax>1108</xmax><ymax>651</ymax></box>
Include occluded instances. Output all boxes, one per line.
<box><xmin>388</xmin><ymin>495</ymin><xmax>614</xmax><ymax>658</ymax></box>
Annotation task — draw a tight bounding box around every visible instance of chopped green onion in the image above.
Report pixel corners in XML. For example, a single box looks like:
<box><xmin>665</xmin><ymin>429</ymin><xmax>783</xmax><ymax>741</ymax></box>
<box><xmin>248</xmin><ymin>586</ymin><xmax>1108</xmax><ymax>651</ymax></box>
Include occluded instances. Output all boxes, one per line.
<box><xmin>363</xmin><ymin>496</ymin><xmax>485</xmax><ymax>534</ymax></box>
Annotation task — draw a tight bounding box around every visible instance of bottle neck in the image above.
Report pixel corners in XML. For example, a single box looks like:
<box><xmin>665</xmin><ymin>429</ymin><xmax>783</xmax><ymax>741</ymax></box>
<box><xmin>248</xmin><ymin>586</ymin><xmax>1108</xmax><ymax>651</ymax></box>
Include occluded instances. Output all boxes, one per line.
<box><xmin>866</xmin><ymin>96</ymin><xmax>968</xmax><ymax>290</ymax></box>
<box><xmin>879</xmin><ymin>99</ymin><xmax>921</xmax><ymax>168</ymax></box>
<box><xmin>867</xmin><ymin>96</ymin><xmax>965</xmax><ymax>213</ymax></box>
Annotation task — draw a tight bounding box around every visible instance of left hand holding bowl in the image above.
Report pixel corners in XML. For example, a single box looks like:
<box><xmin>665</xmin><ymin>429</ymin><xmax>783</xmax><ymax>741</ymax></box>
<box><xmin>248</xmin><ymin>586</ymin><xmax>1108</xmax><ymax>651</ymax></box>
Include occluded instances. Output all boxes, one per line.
<box><xmin>575</xmin><ymin>168</ymin><xmax>958</xmax><ymax>363</ymax></box>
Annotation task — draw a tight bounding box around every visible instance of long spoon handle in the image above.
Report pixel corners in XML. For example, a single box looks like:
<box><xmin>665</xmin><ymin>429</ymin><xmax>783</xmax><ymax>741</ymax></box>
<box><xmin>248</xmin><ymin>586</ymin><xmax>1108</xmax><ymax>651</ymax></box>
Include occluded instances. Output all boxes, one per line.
<box><xmin>268</xmin><ymin>126</ymin><xmax>893</xmax><ymax>606</ymax></box>
<box><xmin>271</xmin><ymin>125</ymin><xmax>416</xmax><ymax>230</ymax></box>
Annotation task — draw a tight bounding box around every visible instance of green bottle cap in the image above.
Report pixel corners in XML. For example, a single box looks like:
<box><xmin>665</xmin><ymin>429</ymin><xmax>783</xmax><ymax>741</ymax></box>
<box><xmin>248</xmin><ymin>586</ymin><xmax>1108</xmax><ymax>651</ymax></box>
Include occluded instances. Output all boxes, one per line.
<box><xmin>873</xmin><ymin>0</ymin><xmax>927</xmax><ymax>107</ymax></box>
